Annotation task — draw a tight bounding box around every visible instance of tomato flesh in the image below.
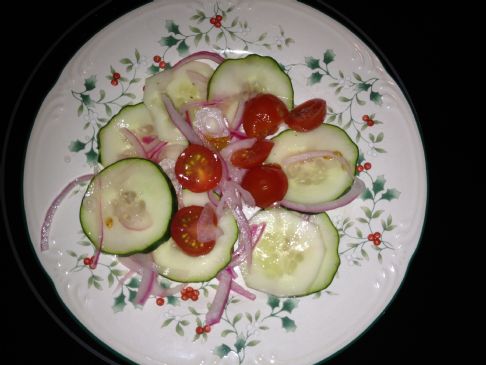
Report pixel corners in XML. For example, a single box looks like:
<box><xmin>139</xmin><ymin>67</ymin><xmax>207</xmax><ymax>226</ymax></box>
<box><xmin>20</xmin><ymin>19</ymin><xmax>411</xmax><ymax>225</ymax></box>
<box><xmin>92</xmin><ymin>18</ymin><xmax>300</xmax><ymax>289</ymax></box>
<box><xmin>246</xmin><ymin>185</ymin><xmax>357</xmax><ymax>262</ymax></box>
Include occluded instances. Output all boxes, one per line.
<box><xmin>230</xmin><ymin>140</ymin><xmax>274</xmax><ymax>169</ymax></box>
<box><xmin>175</xmin><ymin>144</ymin><xmax>222</xmax><ymax>192</ymax></box>
<box><xmin>171</xmin><ymin>205</ymin><xmax>216</xmax><ymax>256</ymax></box>
<box><xmin>241</xmin><ymin>164</ymin><xmax>288</xmax><ymax>208</ymax></box>
<box><xmin>286</xmin><ymin>98</ymin><xmax>327</xmax><ymax>132</ymax></box>
<box><xmin>242</xmin><ymin>94</ymin><xmax>289</xmax><ymax>139</ymax></box>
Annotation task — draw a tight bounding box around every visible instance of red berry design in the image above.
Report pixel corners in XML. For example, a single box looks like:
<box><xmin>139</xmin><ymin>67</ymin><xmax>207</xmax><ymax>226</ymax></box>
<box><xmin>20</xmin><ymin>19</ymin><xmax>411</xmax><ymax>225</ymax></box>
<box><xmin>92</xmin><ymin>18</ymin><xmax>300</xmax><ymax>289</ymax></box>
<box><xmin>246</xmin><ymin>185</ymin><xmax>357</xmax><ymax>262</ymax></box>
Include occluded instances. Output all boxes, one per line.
<box><xmin>159</xmin><ymin>61</ymin><xmax>166</xmax><ymax>69</ymax></box>
<box><xmin>210</xmin><ymin>17</ymin><xmax>216</xmax><ymax>24</ymax></box>
<box><xmin>373</xmin><ymin>232</ymin><xmax>382</xmax><ymax>239</ymax></box>
<box><xmin>191</xmin><ymin>293</ymin><xmax>198</xmax><ymax>301</ymax></box>
<box><xmin>215</xmin><ymin>15</ymin><xmax>223</xmax><ymax>21</ymax></box>
<box><xmin>214</xmin><ymin>22</ymin><xmax>222</xmax><ymax>28</ymax></box>
<box><xmin>196</xmin><ymin>326</ymin><xmax>204</xmax><ymax>335</ymax></box>
<box><xmin>367</xmin><ymin>233</ymin><xmax>374</xmax><ymax>241</ymax></box>
<box><xmin>181</xmin><ymin>294</ymin><xmax>189</xmax><ymax>301</ymax></box>
<box><xmin>362</xmin><ymin>115</ymin><xmax>370</xmax><ymax>122</ymax></box>
<box><xmin>364</xmin><ymin>162</ymin><xmax>372</xmax><ymax>170</ymax></box>
<box><xmin>156</xmin><ymin>297</ymin><xmax>165</xmax><ymax>306</ymax></box>
<box><xmin>204</xmin><ymin>324</ymin><xmax>211</xmax><ymax>333</ymax></box>
<box><xmin>113</xmin><ymin>72</ymin><xmax>121</xmax><ymax>80</ymax></box>
<box><xmin>111</xmin><ymin>79</ymin><xmax>118</xmax><ymax>86</ymax></box>
<box><xmin>356</xmin><ymin>165</ymin><xmax>364</xmax><ymax>173</ymax></box>
<box><xmin>153</xmin><ymin>55</ymin><xmax>161</xmax><ymax>63</ymax></box>
<box><xmin>367</xmin><ymin>120</ymin><xmax>375</xmax><ymax>127</ymax></box>
<box><xmin>83</xmin><ymin>257</ymin><xmax>92</xmax><ymax>266</ymax></box>
<box><xmin>373</xmin><ymin>238</ymin><xmax>381</xmax><ymax>246</ymax></box>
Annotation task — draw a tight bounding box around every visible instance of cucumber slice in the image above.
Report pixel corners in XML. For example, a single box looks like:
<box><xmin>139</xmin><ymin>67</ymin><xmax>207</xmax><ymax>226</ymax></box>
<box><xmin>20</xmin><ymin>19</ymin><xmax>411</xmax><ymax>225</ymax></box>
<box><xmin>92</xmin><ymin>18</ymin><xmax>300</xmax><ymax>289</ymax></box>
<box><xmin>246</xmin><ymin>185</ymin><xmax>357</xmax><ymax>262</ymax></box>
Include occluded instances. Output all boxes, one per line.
<box><xmin>97</xmin><ymin>103</ymin><xmax>156</xmax><ymax>166</ymax></box>
<box><xmin>307</xmin><ymin>213</ymin><xmax>340</xmax><ymax>293</ymax></box>
<box><xmin>152</xmin><ymin>212</ymin><xmax>237</xmax><ymax>282</ymax></box>
<box><xmin>143</xmin><ymin>61</ymin><xmax>214</xmax><ymax>143</ymax></box>
<box><xmin>207</xmin><ymin>54</ymin><xmax>294</xmax><ymax>121</ymax></box>
<box><xmin>80</xmin><ymin>158</ymin><xmax>176</xmax><ymax>255</ymax></box>
<box><xmin>267</xmin><ymin>124</ymin><xmax>358</xmax><ymax>204</ymax></box>
<box><xmin>241</xmin><ymin>208</ymin><xmax>325</xmax><ymax>297</ymax></box>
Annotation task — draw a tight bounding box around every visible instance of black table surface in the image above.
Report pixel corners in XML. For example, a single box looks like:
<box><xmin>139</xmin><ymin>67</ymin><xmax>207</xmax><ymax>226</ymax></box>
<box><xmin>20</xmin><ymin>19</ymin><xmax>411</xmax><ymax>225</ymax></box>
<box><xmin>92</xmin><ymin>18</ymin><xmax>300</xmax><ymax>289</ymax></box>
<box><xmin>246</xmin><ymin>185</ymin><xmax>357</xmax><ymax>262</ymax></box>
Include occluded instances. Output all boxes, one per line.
<box><xmin>3</xmin><ymin>1</ymin><xmax>440</xmax><ymax>364</ymax></box>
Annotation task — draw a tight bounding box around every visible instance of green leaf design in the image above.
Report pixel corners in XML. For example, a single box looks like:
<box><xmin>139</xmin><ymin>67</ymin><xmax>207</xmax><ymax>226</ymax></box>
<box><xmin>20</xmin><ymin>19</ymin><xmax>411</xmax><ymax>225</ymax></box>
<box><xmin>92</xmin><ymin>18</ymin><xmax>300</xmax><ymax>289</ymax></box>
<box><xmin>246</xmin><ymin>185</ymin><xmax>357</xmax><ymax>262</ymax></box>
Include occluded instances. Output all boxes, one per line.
<box><xmin>353</xmin><ymin>72</ymin><xmax>362</xmax><ymax>81</ymax></box>
<box><xmin>85</xmin><ymin>149</ymin><xmax>98</xmax><ymax>165</ymax></box>
<box><xmin>161</xmin><ymin>318</ymin><xmax>174</xmax><ymax>328</ymax></box>
<box><xmin>267</xmin><ymin>295</ymin><xmax>280</xmax><ymax>310</ymax></box>
<box><xmin>326</xmin><ymin>114</ymin><xmax>336</xmax><ymax>124</ymax></box>
<box><xmin>281</xmin><ymin>298</ymin><xmax>298</xmax><ymax>313</ymax></box>
<box><xmin>232</xmin><ymin>313</ymin><xmax>242</xmax><ymax>326</ymax></box>
<box><xmin>245</xmin><ymin>312</ymin><xmax>253</xmax><ymax>323</ymax></box>
<box><xmin>180</xmin><ymin>320</ymin><xmax>190</xmax><ymax>326</ymax></box>
<box><xmin>255</xmin><ymin>310</ymin><xmax>261</xmax><ymax>321</ymax></box>
<box><xmin>381</xmin><ymin>188</ymin><xmax>401</xmax><ymax>201</ymax></box>
<box><xmin>216</xmin><ymin>31</ymin><xmax>224</xmax><ymax>42</ymax></box>
<box><xmin>307</xmin><ymin>72</ymin><xmax>323</xmax><ymax>85</ymax></box>
<box><xmin>234</xmin><ymin>337</ymin><xmax>246</xmax><ymax>353</ymax></box>
<box><xmin>188</xmin><ymin>306</ymin><xmax>200</xmax><ymax>315</ymax></box>
<box><xmin>66</xmin><ymin>250</ymin><xmax>77</xmax><ymax>257</ymax></box>
<box><xmin>98</xmin><ymin>89</ymin><xmax>106</xmax><ymax>102</ymax></box>
<box><xmin>126</xmin><ymin>277</ymin><xmax>139</xmax><ymax>288</ymax></box>
<box><xmin>189</xmin><ymin>26</ymin><xmax>201</xmax><ymax>33</ymax></box>
<box><xmin>361</xmin><ymin>188</ymin><xmax>374</xmax><ymax>201</ymax></box>
<box><xmin>147</xmin><ymin>64</ymin><xmax>160</xmax><ymax>75</ymax></box>
<box><xmin>214</xmin><ymin>344</ymin><xmax>231</xmax><ymax>358</ymax></box>
<box><xmin>259</xmin><ymin>325</ymin><xmax>269</xmax><ymax>330</ymax></box>
<box><xmin>167</xmin><ymin>295</ymin><xmax>179</xmax><ymax>306</ymax></box>
<box><xmin>108</xmin><ymin>273</ymin><xmax>114</xmax><ymax>288</ymax></box>
<box><xmin>356</xmin><ymin>95</ymin><xmax>366</xmax><ymax>106</ymax></box>
<box><xmin>105</xmin><ymin>104</ymin><xmax>112</xmax><ymax>117</ymax></box>
<box><xmin>370</xmin><ymin>91</ymin><xmax>383</xmax><ymax>105</ymax></box>
<box><xmin>233</xmin><ymin>17</ymin><xmax>240</xmax><ymax>28</ymax></box>
<box><xmin>194</xmin><ymin>33</ymin><xmax>203</xmax><ymax>46</ymax></box>
<box><xmin>247</xmin><ymin>340</ymin><xmax>260</xmax><ymax>347</ymax></box>
<box><xmin>177</xmin><ymin>40</ymin><xmax>189</xmax><ymax>56</ymax></box>
<box><xmin>355</xmin><ymin>227</ymin><xmax>363</xmax><ymax>238</ymax></box>
<box><xmin>93</xmin><ymin>281</ymin><xmax>102</xmax><ymax>290</ymax></box>
<box><xmin>80</xmin><ymin>94</ymin><xmax>93</xmax><ymax>106</ymax></box>
<box><xmin>361</xmin><ymin>206</ymin><xmax>372</xmax><ymax>219</ymax></box>
<box><xmin>323</xmin><ymin>49</ymin><xmax>335</xmax><ymax>64</ymax></box>
<box><xmin>175</xmin><ymin>323</ymin><xmax>184</xmax><ymax>336</ymax></box>
<box><xmin>378</xmin><ymin>252</ymin><xmax>383</xmax><ymax>264</ymax></box>
<box><xmin>112</xmin><ymin>292</ymin><xmax>126</xmax><ymax>313</ymax></box>
<box><xmin>124</xmin><ymin>93</ymin><xmax>136</xmax><ymax>99</ymax></box>
<box><xmin>84</xmin><ymin>75</ymin><xmax>97</xmax><ymax>91</ymax></box>
<box><xmin>338</xmin><ymin>96</ymin><xmax>351</xmax><ymax>102</ymax></box>
<box><xmin>135</xmin><ymin>49</ymin><xmax>140</xmax><ymax>63</ymax></box>
<box><xmin>305</xmin><ymin>56</ymin><xmax>320</xmax><ymax>69</ymax></box>
<box><xmin>77</xmin><ymin>103</ymin><xmax>84</xmax><ymax>116</ymax></box>
<box><xmin>221</xmin><ymin>329</ymin><xmax>233</xmax><ymax>337</ymax></box>
<box><xmin>120</xmin><ymin>58</ymin><xmax>132</xmax><ymax>65</ymax></box>
<box><xmin>204</xmin><ymin>34</ymin><xmax>210</xmax><ymax>45</ymax></box>
<box><xmin>111</xmin><ymin>269</ymin><xmax>124</xmax><ymax>276</ymax></box>
<box><xmin>127</xmin><ymin>288</ymin><xmax>138</xmax><ymax>305</ymax></box>
<box><xmin>285</xmin><ymin>38</ymin><xmax>295</xmax><ymax>46</ymax></box>
<box><xmin>373</xmin><ymin>175</ymin><xmax>386</xmax><ymax>194</ymax></box>
<box><xmin>69</xmin><ymin>140</ymin><xmax>86</xmax><ymax>152</ymax></box>
<box><xmin>160</xmin><ymin>35</ymin><xmax>179</xmax><ymax>47</ymax></box>
<box><xmin>281</xmin><ymin>317</ymin><xmax>297</xmax><ymax>332</ymax></box>
<box><xmin>165</xmin><ymin>20</ymin><xmax>181</xmax><ymax>35</ymax></box>
<box><xmin>375</xmin><ymin>132</ymin><xmax>384</xmax><ymax>142</ymax></box>
<box><xmin>372</xmin><ymin>210</ymin><xmax>384</xmax><ymax>218</ymax></box>
<box><xmin>357</xmin><ymin>83</ymin><xmax>371</xmax><ymax>92</ymax></box>
<box><xmin>374</xmin><ymin>147</ymin><xmax>387</xmax><ymax>153</ymax></box>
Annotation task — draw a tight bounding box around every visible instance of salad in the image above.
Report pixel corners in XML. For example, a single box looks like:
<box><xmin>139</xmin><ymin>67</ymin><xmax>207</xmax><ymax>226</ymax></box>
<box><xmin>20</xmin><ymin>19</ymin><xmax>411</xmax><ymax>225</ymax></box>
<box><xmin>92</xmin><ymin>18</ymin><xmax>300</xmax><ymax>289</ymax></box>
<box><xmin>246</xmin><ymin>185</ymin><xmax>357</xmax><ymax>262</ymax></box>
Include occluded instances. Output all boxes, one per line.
<box><xmin>40</xmin><ymin>51</ymin><xmax>363</xmax><ymax>331</ymax></box>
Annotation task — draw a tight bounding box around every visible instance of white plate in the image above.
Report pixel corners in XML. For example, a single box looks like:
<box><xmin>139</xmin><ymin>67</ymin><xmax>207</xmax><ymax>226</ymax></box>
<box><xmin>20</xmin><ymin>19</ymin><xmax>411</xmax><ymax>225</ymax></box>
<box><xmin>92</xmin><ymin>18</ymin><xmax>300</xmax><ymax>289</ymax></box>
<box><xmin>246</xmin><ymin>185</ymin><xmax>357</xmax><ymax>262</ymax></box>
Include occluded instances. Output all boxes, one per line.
<box><xmin>23</xmin><ymin>1</ymin><xmax>427</xmax><ymax>364</ymax></box>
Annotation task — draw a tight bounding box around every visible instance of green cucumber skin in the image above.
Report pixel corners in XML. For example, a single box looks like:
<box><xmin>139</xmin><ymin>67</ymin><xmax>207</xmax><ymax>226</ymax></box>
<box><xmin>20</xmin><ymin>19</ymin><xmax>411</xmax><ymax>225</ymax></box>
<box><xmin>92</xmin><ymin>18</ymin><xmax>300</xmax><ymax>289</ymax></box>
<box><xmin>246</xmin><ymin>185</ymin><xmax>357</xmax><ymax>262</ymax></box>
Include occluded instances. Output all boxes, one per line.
<box><xmin>79</xmin><ymin>157</ymin><xmax>177</xmax><ymax>256</ymax></box>
<box><xmin>207</xmin><ymin>54</ymin><xmax>294</xmax><ymax>109</ymax></box>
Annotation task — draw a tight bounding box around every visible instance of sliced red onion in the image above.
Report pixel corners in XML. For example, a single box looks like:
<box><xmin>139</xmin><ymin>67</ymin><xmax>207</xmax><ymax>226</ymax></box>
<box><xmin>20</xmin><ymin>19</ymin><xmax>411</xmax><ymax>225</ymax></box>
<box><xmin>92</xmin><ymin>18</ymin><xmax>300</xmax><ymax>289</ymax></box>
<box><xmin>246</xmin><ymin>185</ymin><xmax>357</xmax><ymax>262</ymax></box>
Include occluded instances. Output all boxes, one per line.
<box><xmin>230</xmin><ymin>223</ymin><xmax>266</xmax><ymax>267</ymax></box>
<box><xmin>147</xmin><ymin>141</ymin><xmax>168</xmax><ymax>163</ymax></box>
<box><xmin>119</xmin><ymin>128</ymin><xmax>147</xmax><ymax>158</ymax></box>
<box><xmin>197</xmin><ymin>203</ymin><xmax>223</xmax><ymax>243</ymax></box>
<box><xmin>114</xmin><ymin>270</ymin><xmax>135</xmax><ymax>293</ymax></box>
<box><xmin>142</xmin><ymin>135</ymin><xmax>157</xmax><ymax>145</ymax></box>
<box><xmin>225</xmin><ymin>266</ymin><xmax>238</xmax><ymax>279</ymax></box>
<box><xmin>134</xmin><ymin>267</ymin><xmax>157</xmax><ymax>305</ymax></box>
<box><xmin>205</xmin><ymin>269</ymin><xmax>232</xmax><ymax>326</ymax></box>
<box><xmin>162</xmin><ymin>94</ymin><xmax>203</xmax><ymax>145</ymax></box>
<box><xmin>118</xmin><ymin>256</ymin><xmax>144</xmax><ymax>274</ymax></box>
<box><xmin>90</xmin><ymin>176</ymin><xmax>104</xmax><ymax>269</ymax></box>
<box><xmin>172</xmin><ymin>51</ymin><xmax>224</xmax><ymax>71</ymax></box>
<box><xmin>220</xmin><ymin>138</ymin><xmax>256</xmax><ymax>161</ymax></box>
<box><xmin>229</xmin><ymin>129</ymin><xmax>247</xmax><ymax>139</ymax></box>
<box><xmin>230</xmin><ymin>280</ymin><xmax>256</xmax><ymax>300</ymax></box>
<box><xmin>40</xmin><ymin>174</ymin><xmax>94</xmax><ymax>251</ymax></box>
<box><xmin>280</xmin><ymin>177</ymin><xmax>365</xmax><ymax>213</ymax></box>
<box><xmin>283</xmin><ymin>150</ymin><xmax>354</xmax><ymax>178</ymax></box>
<box><xmin>230</xmin><ymin>100</ymin><xmax>245</xmax><ymax>130</ymax></box>
<box><xmin>207</xmin><ymin>190</ymin><xmax>220</xmax><ymax>207</ymax></box>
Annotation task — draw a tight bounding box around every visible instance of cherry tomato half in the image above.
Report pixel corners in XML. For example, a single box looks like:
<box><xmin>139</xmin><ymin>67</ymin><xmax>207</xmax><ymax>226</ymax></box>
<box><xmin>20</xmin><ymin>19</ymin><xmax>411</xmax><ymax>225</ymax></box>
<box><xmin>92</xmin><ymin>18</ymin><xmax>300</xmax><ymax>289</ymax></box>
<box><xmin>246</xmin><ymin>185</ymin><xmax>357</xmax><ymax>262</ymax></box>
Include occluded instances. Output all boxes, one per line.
<box><xmin>175</xmin><ymin>144</ymin><xmax>222</xmax><ymax>192</ymax></box>
<box><xmin>171</xmin><ymin>205</ymin><xmax>216</xmax><ymax>256</ymax></box>
<box><xmin>242</xmin><ymin>94</ymin><xmax>289</xmax><ymax>139</ymax></box>
<box><xmin>241</xmin><ymin>164</ymin><xmax>288</xmax><ymax>208</ymax></box>
<box><xmin>286</xmin><ymin>98</ymin><xmax>327</xmax><ymax>132</ymax></box>
<box><xmin>230</xmin><ymin>140</ymin><xmax>274</xmax><ymax>169</ymax></box>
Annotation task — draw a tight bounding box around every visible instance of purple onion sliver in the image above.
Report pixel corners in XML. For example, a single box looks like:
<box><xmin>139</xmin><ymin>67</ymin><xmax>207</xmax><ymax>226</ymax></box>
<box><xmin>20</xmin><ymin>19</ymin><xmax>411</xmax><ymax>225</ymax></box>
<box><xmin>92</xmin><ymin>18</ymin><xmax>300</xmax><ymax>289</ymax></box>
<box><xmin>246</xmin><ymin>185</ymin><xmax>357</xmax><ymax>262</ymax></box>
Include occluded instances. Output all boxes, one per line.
<box><xmin>280</xmin><ymin>178</ymin><xmax>365</xmax><ymax>213</ymax></box>
<box><xmin>230</xmin><ymin>280</ymin><xmax>256</xmax><ymax>300</ymax></box>
<box><xmin>162</xmin><ymin>94</ymin><xmax>203</xmax><ymax>145</ymax></box>
<box><xmin>205</xmin><ymin>270</ymin><xmax>232</xmax><ymax>326</ymax></box>
<box><xmin>40</xmin><ymin>173</ymin><xmax>94</xmax><ymax>251</ymax></box>
<box><xmin>134</xmin><ymin>268</ymin><xmax>157</xmax><ymax>305</ymax></box>
<box><xmin>119</xmin><ymin>128</ymin><xmax>147</xmax><ymax>158</ymax></box>
<box><xmin>172</xmin><ymin>51</ymin><xmax>224</xmax><ymax>71</ymax></box>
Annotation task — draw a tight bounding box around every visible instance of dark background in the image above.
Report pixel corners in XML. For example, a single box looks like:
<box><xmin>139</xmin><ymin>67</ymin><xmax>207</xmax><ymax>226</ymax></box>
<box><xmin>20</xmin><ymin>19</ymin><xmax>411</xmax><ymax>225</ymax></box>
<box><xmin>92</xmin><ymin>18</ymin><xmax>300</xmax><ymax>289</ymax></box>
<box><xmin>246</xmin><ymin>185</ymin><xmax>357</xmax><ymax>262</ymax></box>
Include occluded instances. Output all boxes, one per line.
<box><xmin>3</xmin><ymin>1</ymin><xmax>439</xmax><ymax>364</ymax></box>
